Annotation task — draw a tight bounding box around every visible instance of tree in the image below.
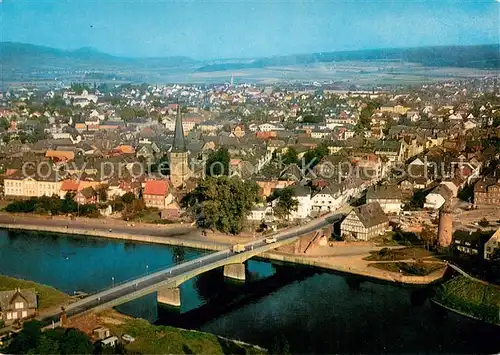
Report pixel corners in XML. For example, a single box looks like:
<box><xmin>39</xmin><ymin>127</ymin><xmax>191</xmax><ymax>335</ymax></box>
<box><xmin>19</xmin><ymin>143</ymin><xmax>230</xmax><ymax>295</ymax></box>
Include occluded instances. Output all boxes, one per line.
<box><xmin>0</xmin><ymin>117</ymin><xmax>9</xmax><ymax>131</ymax></box>
<box><xmin>282</xmin><ymin>147</ymin><xmax>298</xmax><ymax>166</ymax></box>
<box><xmin>302</xmin><ymin>115</ymin><xmax>322</xmax><ymax>124</ymax></box>
<box><xmin>205</xmin><ymin>147</ymin><xmax>230</xmax><ymax>177</ymax></box>
<box><xmin>478</xmin><ymin>218</ymin><xmax>489</xmax><ymax>228</ymax></box>
<box><xmin>35</xmin><ymin>334</ymin><xmax>60</xmax><ymax>354</ymax></box>
<box><xmin>97</xmin><ymin>186</ymin><xmax>108</xmax><ymax>202</ymax></box>
<box><xmin>7</xmin><ymin>320</ymin><xmax>42</xmax><ymax>354</ymax></box>
<box><xmin>61</xmin><ymin>192</ymin><xmax>78</xmax><ymax>214</ymax></box>
<box><xmin>181</xmin><ymin>176</ymin><xmax>261</xmax><ymax>234</ymax></box>
<box><xmin>303</xmin><ymin>143</ymin><xmax>328</xmax><ymax>169</ymax></box>
<box><xmin>420</xmin><ymin>225</ymin><xmax>436</xmax><ymax>250</ymax></box>
<box><xmin>268</xmin><ymin>187</ymin><xmax>299</xmax><ymax>220</ymax></box>
<box><xmin>59</xmin><ymin>328</ymin><xmax>93</xmax><ymax>355</ymax></box>
<box><xmin>150</xmin><ymin>154</ymin><xmax>170</xmax><ymax>176</ymax></box>
<box><xmin>358</xmin><ymin>100</ymin><xmax>380</xmax><ymax>129</ymax></box>
<box><xmin>121</xmin><ymin>192</ymin><xmax>136</xmax><ymax>204</ymax></box>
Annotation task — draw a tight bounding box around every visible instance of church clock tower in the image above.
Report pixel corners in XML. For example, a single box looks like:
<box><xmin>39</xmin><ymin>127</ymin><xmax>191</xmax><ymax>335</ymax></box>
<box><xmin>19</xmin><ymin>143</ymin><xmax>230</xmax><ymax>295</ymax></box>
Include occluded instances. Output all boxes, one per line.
<box><xmin>169</xmin><ymin>105</ymin><xmax>191</xmax><ymax>188</ymax></box>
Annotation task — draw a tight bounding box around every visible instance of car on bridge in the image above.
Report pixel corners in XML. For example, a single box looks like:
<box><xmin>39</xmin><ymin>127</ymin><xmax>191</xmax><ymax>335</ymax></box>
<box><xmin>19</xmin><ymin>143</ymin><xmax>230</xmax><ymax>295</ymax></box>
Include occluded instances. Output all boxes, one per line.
<box><xmin>265</xmin><ymin>237</ymin><xmax>277</xmax><ymax>244</ymax></box>
<box><xmin>232</xmin><ymin>244</ymin><xmax>246</xmax><ymax>253</ymax></box>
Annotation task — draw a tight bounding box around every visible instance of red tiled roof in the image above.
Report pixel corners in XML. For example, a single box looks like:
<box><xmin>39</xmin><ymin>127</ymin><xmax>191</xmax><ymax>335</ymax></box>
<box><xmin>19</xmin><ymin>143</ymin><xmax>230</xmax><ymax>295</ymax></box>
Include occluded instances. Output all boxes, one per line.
<box><xmin>3</xmin><ymin>169</ymin><xmax>17</xmax><ymax>176</ymax></box>
<box><xmin>60</xmin><ymin>180</ymin><xmax>79</xmax><ymax>191</ymax></box>
<box><xmin>144</xmin><ymin>180</ymin><xmax>169</xmax><ymax>196</ymax></box>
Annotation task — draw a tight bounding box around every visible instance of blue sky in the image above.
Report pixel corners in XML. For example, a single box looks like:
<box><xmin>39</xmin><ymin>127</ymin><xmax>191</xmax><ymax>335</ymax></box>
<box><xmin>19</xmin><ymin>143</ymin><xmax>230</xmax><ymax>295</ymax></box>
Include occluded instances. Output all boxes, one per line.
<box><xmin>1</xmin><ymin>0</ymin><xmax>498</xmax><ymax>59</ymax></box>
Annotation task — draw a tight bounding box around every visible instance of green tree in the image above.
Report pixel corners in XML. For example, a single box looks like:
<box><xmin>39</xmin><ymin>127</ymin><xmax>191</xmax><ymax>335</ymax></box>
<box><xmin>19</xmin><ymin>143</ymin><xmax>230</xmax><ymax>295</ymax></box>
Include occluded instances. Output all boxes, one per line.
<box><xmin>121</xmin><ymin>192</ymin><xmax>136</xmax><ymax>205</ymax></box>
<box><xmin>181</xmin><ymin>176</ymin><xmax>261</xmax><ymax>234</ymax></box>
<box><xmin>205</xmin><ymin>147</ymin><xmax>230</xmax><ymax>177</ymax></box>
<box><xmin>282</xmin><ymin>147</ymin><xmax>298</xmax><ymax>165</ymax></box>
<box><xmin>303</xmin><ymin>143</ymin><xmax>328</xmax><ymax>169</ymax></box>
<box><xmin>302</xmin><ymin>115</ymin><xmax>322</xmax><ymax>124</ymax></box>
<box><xmin>61</xmin><ymin>192</ymin><xmax>78</xmax><ymax>214</ymax></box>
<box><xmin>268</xmin><ymin>187</ymin><xmax>299</xmax><ymax>220</ymax></box>
<box><xmin>97</xmin><ymin>186</ymin><xmax>108</xmax><ymax>202</ymax></box>
<box><xmin>35</xmin><ymin>334</ymin><xmax>60</xmax><ymax>354</ymax></box>
<box><xmin>0</xmin><ymin>117</ymin><xmax>9</xmax><ymax>131</ymax></box>
<box><xmin>59</xmin><ymin>328</ymin><xmax>93</xmax><ymax>355</ymax></box>
<box><xmin>420</xmin><ymin>225</ymin><xmax>436</xmax><ymax>250</ymax></box>
<box><xmin>478</xmin><ymin>218</ymin><xmax>489</xmax><ymax>227</ymax></box>
<box><xmin>7</xmin><ymin>320</ymin><xmax>42</xmax><ymax>354</ymax></box>
<box><xmin>358</xmin><ymin>100</ymin><xmax>380</xmax><ymax>129</ymax></box>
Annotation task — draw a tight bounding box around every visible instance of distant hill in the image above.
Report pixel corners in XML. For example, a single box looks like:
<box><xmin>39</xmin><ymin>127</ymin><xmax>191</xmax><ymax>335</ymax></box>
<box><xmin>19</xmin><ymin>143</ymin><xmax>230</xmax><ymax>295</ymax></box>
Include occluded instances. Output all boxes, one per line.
<box><xmin>196</xmin><ymin>44</ymin><xmax>500</xmax><ymax>72</ymax></box>
<box><xmin>0</xmin><ymin>42</ymin><xmax>197</xmax><ymax>71</ymax></box>
<box><xmin>1</xmin><ymin>42</ymin><xmax>498</xmax><ymax>84</ymax></box>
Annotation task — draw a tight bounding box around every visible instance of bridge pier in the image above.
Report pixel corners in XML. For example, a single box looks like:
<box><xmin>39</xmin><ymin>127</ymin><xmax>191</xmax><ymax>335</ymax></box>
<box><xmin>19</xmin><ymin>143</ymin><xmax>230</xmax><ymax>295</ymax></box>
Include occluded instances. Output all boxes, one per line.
<box><xmin>223</xmin><ymin>263</ymin><xmax>246</xmax><ymax>281</ymax></box>
<box><xmin>157</xmin><ymin>286</ymin><xmax>181</xmax><ymax>307</ymax></box>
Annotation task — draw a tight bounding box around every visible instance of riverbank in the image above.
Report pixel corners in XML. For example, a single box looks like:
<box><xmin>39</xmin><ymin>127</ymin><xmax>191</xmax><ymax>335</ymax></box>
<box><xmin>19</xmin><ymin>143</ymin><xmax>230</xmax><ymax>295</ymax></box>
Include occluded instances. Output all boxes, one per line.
<box><xmin>65</xmin><ymin>309</ymin><xmax>266</xmax><ymax>354</ymax></box>
<box><xmin>0</xmin><ymin>274</ymin><xmax>266</xmax><ymax>354</ymax></box>
<box><xmin>432</xmin><ymin>275</ymin><xmax>500</xmax><ymax>326</ymax></box>
<box><xmin>0</xmin><ymin>220</ymin><xmax>447</xmax><ymax>285</ymax></box>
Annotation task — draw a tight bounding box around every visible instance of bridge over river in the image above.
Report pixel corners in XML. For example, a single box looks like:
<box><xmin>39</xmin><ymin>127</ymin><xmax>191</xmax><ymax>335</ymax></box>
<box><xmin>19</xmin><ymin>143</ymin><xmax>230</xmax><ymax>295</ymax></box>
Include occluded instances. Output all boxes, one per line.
<box><xmin>39</xmin><ymin>213</ymin><xmax>343</xmax><ymax>324</ymax></box>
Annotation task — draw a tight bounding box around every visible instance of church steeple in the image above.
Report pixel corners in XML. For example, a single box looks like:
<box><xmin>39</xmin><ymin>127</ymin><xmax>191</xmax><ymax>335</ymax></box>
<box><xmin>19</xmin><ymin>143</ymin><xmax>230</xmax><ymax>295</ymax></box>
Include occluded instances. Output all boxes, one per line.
<box><xmin>172</xmin><ymin>105</ymin><xmax>186</xmax><ymax>152</ymax></box>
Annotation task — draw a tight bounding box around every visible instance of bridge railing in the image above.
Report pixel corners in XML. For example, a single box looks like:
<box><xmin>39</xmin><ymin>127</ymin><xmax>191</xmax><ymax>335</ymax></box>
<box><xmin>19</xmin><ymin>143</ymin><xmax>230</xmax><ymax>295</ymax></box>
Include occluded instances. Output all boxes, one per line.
<box><xmin>65</xmin><ymin>248</ymin><xmax>233</xmax><ymax>310</ymax></box>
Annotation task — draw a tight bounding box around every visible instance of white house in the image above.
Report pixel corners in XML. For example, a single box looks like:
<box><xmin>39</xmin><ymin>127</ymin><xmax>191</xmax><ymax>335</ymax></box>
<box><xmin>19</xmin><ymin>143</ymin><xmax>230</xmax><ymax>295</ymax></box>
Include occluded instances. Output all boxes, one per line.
<box><xmin>290</xmin><ymin>185</ymin><xmax>312</xmax><ymax>219</ymax></box>
<box><xmin>366</xmin><ymin>185</ymin><xmax>403</xmax><ymax>215</ymax></box>
<box><xmin>271</xmin><ymin>185</ymin><xmax>312</xmax><ymax>220</ymax></box>
<box><xmin>424</xmin><ymin>184</ymin><xmax>453</xmax><ymax>210</ymax></box>
<box><xmin>247</xmin><ymin>206</ymin><xmax>272</xmax><ymax>222</ymax></box>
<box><xmin>258</xmin><ymin>123</ymin><xmax>276</xmax><ymax>132</ymax></box>
<box><xmin>311</xmin><ymin>184</ymin><xmax>343</xmax><ymax>213</ymax></box>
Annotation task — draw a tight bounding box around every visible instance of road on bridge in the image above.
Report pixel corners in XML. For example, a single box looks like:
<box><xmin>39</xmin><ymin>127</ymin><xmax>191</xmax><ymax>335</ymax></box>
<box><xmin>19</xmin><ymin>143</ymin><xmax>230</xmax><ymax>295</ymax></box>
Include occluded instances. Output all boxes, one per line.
<box><xmin>39</xmin><ymin>212</ymin><xmax>343</xmax><ymax>323</ymax></box>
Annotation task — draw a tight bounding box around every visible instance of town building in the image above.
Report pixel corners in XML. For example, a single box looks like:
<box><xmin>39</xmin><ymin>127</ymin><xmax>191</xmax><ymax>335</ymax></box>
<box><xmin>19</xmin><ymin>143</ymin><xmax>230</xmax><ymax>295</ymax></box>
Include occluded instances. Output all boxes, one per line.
<box><xmin>290</xmin><ymin>185</ymin><xmax>312</xmax><ymax>220</ymax></box>
<box><xmin>143</xmin><ymin>179</ymin><xmax>174</xmax><ymax>210</ymax></box>
<box><xmin>4</xmin><ymin>169</ymin><xmax>61</xmax><ymax>198</ymax></box>
<box><xmin>484</xmin><ymin>228</ymin><xmax>500</xmax><ymax>260</ymax></box>
<box><xmin>366</xmin><ymin>184</ymin><xmax>403</xmax><ymax>215</ymax></box>
<box><xmin>311</xmin><ymin>184</ymin><xmax>343</xmax><ymax>213</ymax></box>
<box><xmin>453</xmin><ymin>230</ymin><xmax>481</xmax><ymax>256</ymax></box>
<box><xmin>169</xmin><ymin>107</ymin><xmax>192</xmax><ymax>188</ymax></box>
<box><xmin>474</xmin><ymin>174</ymin><xmax>500</xmax><ymax>206</ymax></box>
<box><xmin>0</xmin><ymin>288</ymin><xmax>37</xmax><ymax>326</ymax></box>
<box><xmin>424</xmin><ymin>184</ymin><xmax>453</xmax><ymax>210</ymax></box>
<box><xmin>340</xmin><ymin>202</ymin><xmax>389</xmax><ymax>241</ymax></box>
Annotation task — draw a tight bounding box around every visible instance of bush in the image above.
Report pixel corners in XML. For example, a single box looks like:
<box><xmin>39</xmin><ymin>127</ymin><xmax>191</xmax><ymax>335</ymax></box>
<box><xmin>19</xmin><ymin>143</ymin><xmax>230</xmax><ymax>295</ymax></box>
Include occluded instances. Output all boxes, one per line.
<box><xmin>478</xmin><ymin>218</ymin><xmax>489</xmax><ymax>227</ymax></box>
<box><xmin>5</xmin><ymin>195</ymin><xmax>101</xmax><ymax>218</ymax></box>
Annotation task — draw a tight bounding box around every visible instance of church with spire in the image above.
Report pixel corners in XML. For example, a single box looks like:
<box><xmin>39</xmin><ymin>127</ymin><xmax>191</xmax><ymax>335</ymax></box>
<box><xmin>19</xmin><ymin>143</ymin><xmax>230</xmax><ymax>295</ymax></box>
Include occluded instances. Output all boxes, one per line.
<box><xmin>169</xmin><ymin>105</ymin><xmax>192</xmax><ymax>188</ymax></box>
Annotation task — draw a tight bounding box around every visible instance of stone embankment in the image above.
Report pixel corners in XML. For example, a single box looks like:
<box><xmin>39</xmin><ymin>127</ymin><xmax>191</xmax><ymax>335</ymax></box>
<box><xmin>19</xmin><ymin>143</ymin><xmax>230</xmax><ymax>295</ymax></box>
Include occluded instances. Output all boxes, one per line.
<box><xmin>0</xmin><ymin>223</ymin><xmax>227</xmax><ymax>251</ymax></box>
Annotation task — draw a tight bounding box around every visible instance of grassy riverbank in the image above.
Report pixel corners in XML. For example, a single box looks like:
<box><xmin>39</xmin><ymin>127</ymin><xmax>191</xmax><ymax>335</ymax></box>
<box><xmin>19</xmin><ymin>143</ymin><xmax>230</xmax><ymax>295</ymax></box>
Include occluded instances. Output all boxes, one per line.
<box><xmin>368</xmin><ymin>261</ymin><xmax>444</xmax><ymax>276</ymax></box>
<box><xmin>0</xmin><ymin>275</ymin><xmax>70</xmax><ymax>310</ymax></box>
<box><xmin>99</xmin><ymin>310</ymin><xmax>266</xmax><ymax>354</ymax></box>
<box><xmin>433</xmin><ymin>275</ymin><xmax>500</xmax><ymax>325</ymax></box>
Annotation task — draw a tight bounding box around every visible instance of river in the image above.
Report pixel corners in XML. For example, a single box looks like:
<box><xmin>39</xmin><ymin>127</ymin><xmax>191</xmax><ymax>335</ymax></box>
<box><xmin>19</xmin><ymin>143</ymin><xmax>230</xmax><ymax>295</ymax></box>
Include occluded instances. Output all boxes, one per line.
<box><xmin>1</xmin><ymin>229</ymin><xmax>499</xmax><ymax>354</ymax></box>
